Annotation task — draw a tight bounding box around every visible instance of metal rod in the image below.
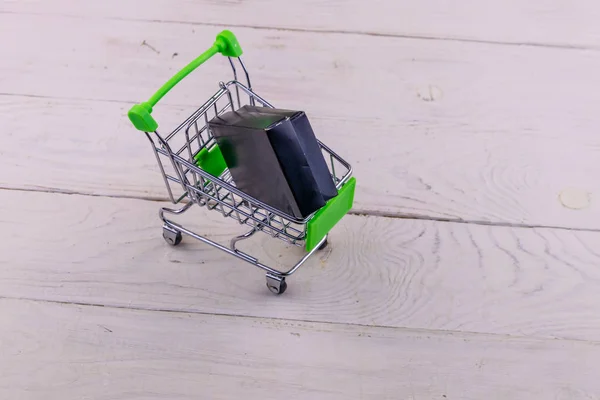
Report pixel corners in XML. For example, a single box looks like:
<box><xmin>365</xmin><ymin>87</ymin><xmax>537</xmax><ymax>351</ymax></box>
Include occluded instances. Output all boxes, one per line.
<box><xmin>161</xmin><ymin>206</ymin><xmax>327</xmax><ymax>277</ymax></box>
<box><xmin>146</xmin><ymin>132</ymin><xmax>176</xmax><ymax>203</ymax></box>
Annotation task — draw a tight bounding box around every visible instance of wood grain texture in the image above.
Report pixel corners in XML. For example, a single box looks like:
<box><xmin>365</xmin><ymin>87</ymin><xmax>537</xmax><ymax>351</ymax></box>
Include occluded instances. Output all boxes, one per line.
<box><xmin>2</xmin><ymin>13</ymin><xmax>600</xmax><ymax>227</ymax></box>
<box><xmin>3</xmin><ymin>189</ymin><xmax>600</xmax><ymax>342</ymax></box>
<box><xmin>3</xmin><ymin>0</ymin><xmax>600</xmax><ymax>48</ymax></box>
<box><xmin>2</xmin><ymin>298</ymin><xmax>600</xmax><ymax>400</ymax></box>
<box><xmin>6</xmin><ymin>95</ymin><xmax>600</xmax><ymax>230</ymax></box>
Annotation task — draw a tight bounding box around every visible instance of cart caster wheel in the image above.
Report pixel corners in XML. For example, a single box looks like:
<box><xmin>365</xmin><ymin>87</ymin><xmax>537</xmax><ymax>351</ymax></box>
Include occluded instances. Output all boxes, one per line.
<box><xmin>266</xmin><ymin>274</ymin><xmax>287</xmax><ymax>295</ymax></box>
<box><xmin>318</xmin><ymin>238</ymin><xmax>329</xmax><ymax>251</ymax></box>
<box><xmin>163</xmin><ymin>226</ymin><xmax>182</xmax><ymax>246</ymax></box>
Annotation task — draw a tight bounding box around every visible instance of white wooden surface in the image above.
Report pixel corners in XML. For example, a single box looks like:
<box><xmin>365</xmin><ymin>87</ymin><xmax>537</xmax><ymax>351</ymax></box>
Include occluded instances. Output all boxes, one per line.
<box><xmin>2</xmin><ymin>298</ymin><xmax>599</xmax><ymax>400</ymax></box>
<box><xmin>3</xmin><ymin>190</ymin><xmax>600</xmax><ymax>342</ymax></box>
<box><xmin>4</xmin><ymin>0</ymin><xmax>600</xmax><ymax>48</ymax></box>
<box><xmin>2</xmin><ymin>1</ymin><xmax>600</xmax><ymax>398</ymax></box>
<box><xmin>2</xmin><ymin>12</ymin><xmax>600</xmax><ymax>227</ymax></box>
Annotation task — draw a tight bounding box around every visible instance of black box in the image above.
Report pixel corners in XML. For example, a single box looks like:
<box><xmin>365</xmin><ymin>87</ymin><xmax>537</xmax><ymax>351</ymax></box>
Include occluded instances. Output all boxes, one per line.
<box><xmin>208</xmin><ymin>105</ymin><xmax>338</xmax><ymax>219</ymax></box>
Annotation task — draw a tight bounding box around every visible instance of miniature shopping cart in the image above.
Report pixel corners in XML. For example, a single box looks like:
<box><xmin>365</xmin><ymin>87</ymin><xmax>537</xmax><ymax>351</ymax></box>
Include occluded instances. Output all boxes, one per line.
<box><xmin>127</xmin><ymin>30</ymin><xmax>355</xmax><ymax>294</ymax></box>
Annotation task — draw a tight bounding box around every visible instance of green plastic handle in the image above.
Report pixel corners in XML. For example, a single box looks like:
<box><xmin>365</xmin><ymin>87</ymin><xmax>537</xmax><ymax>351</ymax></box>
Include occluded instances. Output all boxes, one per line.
<box><xmin>128</xmin><ymin>30</ymin><xmax>243</xmax><ymax>132</ymax></box>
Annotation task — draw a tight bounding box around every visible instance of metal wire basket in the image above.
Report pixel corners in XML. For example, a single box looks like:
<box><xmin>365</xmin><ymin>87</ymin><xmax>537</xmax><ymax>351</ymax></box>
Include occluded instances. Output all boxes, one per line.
<box><xmin>128</xmin><ymin>30</ymin><xmax>355</xmax><ymax>294</ymax></box>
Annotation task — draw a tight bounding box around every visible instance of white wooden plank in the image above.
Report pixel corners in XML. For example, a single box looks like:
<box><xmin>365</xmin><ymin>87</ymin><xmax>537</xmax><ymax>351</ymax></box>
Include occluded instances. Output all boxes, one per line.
<box><xmin>2</xmin><ymin>14</ymin><xmax>600</xmax><ymax>227</ymax></box>
<box><xmin>2</xmin><ymin>298</ymin><xmax>599</xmax><ymax>400</ymax></box>
<box><xmin>2</xmin><ymin>190</ymin><xmax>600</xmax><ymax>342</ymax></box>
<box><xmin>3</xmin><ymin>0</ymin><xmax>600</xmax><ymax>48</ymax></box>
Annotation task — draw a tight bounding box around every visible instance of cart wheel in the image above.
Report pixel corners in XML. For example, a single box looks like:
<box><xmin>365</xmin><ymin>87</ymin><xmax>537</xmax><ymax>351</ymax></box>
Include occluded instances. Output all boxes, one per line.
<box><xmin>163</xmin><ymin>226</ymin><xmax>182</xmax><ymax>246</ymax></box>
<box><xmin>318</xmin><ymin>238</ymin><xmax>329</xmax><ymax>251</ymax></box>
<box><xmin>266</xmin><ymin>274</ymin><xmax>287</xmax><ymax>295</ymax></box>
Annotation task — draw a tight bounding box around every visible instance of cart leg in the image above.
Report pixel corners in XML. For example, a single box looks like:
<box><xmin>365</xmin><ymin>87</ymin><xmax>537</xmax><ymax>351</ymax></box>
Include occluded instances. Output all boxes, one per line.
<box><xmin>230</xmin><ymin>226</ymin><xmax>259</xmax><ymax>251</ymax></box>
<box><xmin>159</xmin><ymin>202</ymin><xmax>194</xmax><ymax>246</ymax></box>
<box><xmin>159</xmin><ymin>201</ymin><xmax>194</xmax><ymax>222</ymax></box>
<box><xmin>266</xmin><ymin>273</ymin><xmax>287</xmax><ymax>295</ymax></box>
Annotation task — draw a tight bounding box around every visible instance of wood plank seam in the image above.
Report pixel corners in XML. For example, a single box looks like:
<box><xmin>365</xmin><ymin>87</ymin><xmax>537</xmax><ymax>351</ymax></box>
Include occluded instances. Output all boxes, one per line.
<box><xmin>4</xmin><ymin>190</ymin><xmax>600</xmax><ymax>341</ymax></box>
<box><xmin>3</xmin><ymin>20</ymin><xmax>600</xmax><ymax>229</ymax></box>
<box><xmin>3</xmin><ymin>297</ymin><xmax>600</xmax><ymax>399</ymax></box>
<box><xmin>4</xmin><ymin>294</ymin><xmax>599</xmax><ymax>347</ymax></box>
<box><xmin>0</xmin><ymin>10</ymin><xmax>595</xmax><ymax>52</ymax></box>
<box><xmin>3</xmin><ymin>185</ymin><xmax>600</xmax><ymax>234</ymax></box>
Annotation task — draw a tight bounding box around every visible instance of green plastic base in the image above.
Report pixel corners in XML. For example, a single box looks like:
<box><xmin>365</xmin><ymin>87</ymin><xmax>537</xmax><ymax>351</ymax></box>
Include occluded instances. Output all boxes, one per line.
<box><xmin>305</xmin><ymin>177</ymin><xmax>356</xmax><ymax>252</ymax></box>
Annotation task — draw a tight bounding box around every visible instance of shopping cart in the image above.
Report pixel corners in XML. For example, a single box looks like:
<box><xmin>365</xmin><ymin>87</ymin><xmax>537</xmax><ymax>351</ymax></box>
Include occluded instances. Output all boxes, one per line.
<box><xmin>127</xmin><ymin>30</ymin><xmax>355</xmax><ymax>294</ymax></box>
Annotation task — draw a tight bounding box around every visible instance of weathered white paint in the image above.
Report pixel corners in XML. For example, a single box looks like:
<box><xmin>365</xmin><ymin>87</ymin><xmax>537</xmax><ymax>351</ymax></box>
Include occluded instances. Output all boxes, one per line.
<box><xmin>2</xmin><ymin>13</ymin><xmax>600</xmax><ymax>227</ymax></box>
<box><xmin>4</xmin><ymin>0</ymin><xmax>600</xmax><ymax>48</ymax></box>
<box><xmin>3</xmin><ymin>190</ymin><xmax>600</xmax><ymax>342</ymax></box>
<box><xmin>3</xmin><ymin>298</ymin><xmax>600</xmax><ymax>399</ymax></box>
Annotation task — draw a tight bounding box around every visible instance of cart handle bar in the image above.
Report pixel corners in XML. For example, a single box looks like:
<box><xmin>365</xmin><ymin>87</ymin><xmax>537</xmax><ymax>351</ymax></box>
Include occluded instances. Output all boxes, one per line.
<box><xmin>128</xmin><ymin>30</ymin><xmax>243</xmax><ymax>132</ymax></box>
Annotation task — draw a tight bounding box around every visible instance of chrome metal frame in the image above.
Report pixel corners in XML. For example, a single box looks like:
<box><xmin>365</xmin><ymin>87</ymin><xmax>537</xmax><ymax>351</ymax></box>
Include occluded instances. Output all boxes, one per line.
<box><xmin>144</xmin><ymin>57</ymin><xmax>352</xmax><ymax>294</ymax></box>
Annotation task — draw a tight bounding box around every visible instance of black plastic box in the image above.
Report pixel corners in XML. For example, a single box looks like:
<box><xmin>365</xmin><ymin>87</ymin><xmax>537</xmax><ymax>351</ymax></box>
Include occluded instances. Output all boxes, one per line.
<box><xmin>208</xmin><ymin>105</ymin><xmax>338</xmax><ymax>219</ymax></box>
